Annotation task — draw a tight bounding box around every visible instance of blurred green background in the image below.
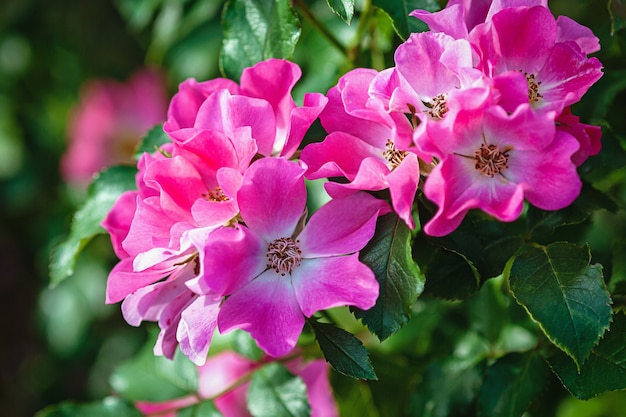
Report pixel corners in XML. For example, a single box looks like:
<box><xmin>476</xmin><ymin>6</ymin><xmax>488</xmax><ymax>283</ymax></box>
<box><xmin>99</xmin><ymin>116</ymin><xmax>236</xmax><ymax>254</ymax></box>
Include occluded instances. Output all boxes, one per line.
<box><xmin>1</xmin><ymin>0</ymin><xmax>625</xmax><ymax>416</ymax></box>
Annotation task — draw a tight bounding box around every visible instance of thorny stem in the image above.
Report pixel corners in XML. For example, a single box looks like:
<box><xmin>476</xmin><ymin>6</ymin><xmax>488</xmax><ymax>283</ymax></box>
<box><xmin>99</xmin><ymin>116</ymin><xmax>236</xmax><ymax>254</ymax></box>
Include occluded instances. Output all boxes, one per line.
<box><xmin>293</xmin><ymin>0</ymin><xmax>348</xmax><ymax>58</ymax></box>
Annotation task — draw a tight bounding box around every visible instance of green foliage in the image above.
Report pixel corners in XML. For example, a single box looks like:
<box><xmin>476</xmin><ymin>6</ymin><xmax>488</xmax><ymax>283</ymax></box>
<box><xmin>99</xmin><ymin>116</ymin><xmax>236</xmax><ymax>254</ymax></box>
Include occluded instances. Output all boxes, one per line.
<box><xmin>547</xmin><ymin>312</ymin><xmax>626</xmax><ymax>400</ymax></box>
<box><xmin>326</xmin><ymin>0</ymin><xmax>355</xmax><ymax>24</ymax></box>
<box><xmin>178</xmin><ymin>402</ymin><xmax>224</xmax><ymax>417</ymax></box>
<box><xmin>221</xmin><ymin>0</ymin><xmax>301</xmax><ymax>80</ymax></box>
<box><xmin>49</xmin><ymin>165</ymin><xmax>137</xmax><ymax>287</ymax></box>
<box><xmin>355</xmin><ymin>213</ymin><xmax>424</xmax><ymax>341</ymax></box>
<box><xmin>477</xmin><ymin>352</ymin><xmax>550</xmax><ymax>417</ymax></box>
<box><xmin>134</xmin><ymin>123</ymin><xmax>170</xmax><ymax>159</ymax></box>
<box><xmin>110</xmin><ymin>336</ymin><xmax>198</xmax><ymax>402</ymax></box>
<box><xmin>509</xmin><ymin>243</ymin><xmax>613</xmax><ymax>368</ymax></box>
<box><xmin>372</xmin><ymin>0</ymin><xmax>440</xmax><ymax>39</ymax></box>
<box><xmin>309</xmin><ymin>320</ymin><xmax>377</xmax><ymax>380</ymax></box>
<box><xmin>247</xmin><ymin>363</ymin><xmax>311</xmax><ymax>417</ymax></box>
<box><xmin>35</xmin><ymin>397</ymin><xmax>141</xmax><ymax>417</ymax></box>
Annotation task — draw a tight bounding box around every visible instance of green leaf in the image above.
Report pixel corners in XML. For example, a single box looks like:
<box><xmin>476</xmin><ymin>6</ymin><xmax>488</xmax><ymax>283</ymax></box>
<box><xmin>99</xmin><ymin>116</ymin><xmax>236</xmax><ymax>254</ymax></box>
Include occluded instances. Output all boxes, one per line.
<box><xmin>354</xmin><ymin>213</ymin><xmax>424</xmax><ymax>341</ymax></box>
<box><xmin>309</xmin><ymin>320</ymin><xmax>377</xmax><ymax>380</ymax></box>
<box><xmin>49</xmin><ymin>165</ymin><xmax>137</xmax><ymax>287</ymax></box>
<box><xmin>409</xmin><ymin>356</ymin><xmax>485</xmax><ymax>417</ymax></box>
<box><xmin>134</xmin><ymin>123</ymin><xmax>170</xmax><ymax>159</ymax></box>
<box><xmin>326</xmin><ymin>0</ymin><xmax>354</xmax><ymax>24</ymax></box>
<box><xmin>110</xmin><ymin>335</ymin><xmax>198</xmax><ymax>402</ymax></box>
<box><xmin>35</xmin><ymin>397</ymin><xmax>141</xmax><ymax>417</ymax></box>
<box><xmin>177</xmin><ymin>401</ymin><xmax>224</xmax><ymax>417</ymax></box>
<box><xmin>372</xmin><ymin>0</ymin><xmax>440</xmax><ymax>40</ymax></box>
<box><xmin>546</xmin><ymin>312</ymin><xmax>626</xmax><ymax>400</ymax></box>
<box><xmin>221</xmin><ymin>0</ymin><xmax>301</xmax><ymax>81</ymax></box>
<box><xmin>417</xmin><ymin>244</ymin><xmax>481</xmax><ymax>300</ymax></box>
<box><xmin>508</xmin><ymin>243</ymin><xmax>612</xmax><ymax>368</ymax></box>
<box><xmin>247</xmin><ymin>362</ymin><xmax>310</xmax><ymax>417</ymax></box>
<box><xmin>477</xmin><ymin>351</ymin><xmax>550</xmax><ymax>417</ymax></box>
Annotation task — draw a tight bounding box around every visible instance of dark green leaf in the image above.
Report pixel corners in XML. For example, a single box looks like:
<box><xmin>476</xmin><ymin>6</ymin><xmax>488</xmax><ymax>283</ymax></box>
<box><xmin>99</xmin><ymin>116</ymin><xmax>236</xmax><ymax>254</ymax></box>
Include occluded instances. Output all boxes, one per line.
<box><xmin>110</xmin><ymin>336</ymin><xmax>198</xmax><ymax>402</ymax></box>
<box><xmin>35</xmin><ymin>397</ymin><xmax>141</xmax><ymax>417</ymax></box>
<box><xmin>409</xmin><ymin>357</ymin><xmax>485</xmax><ymax>417</ymax></box>
<box><xmin>477</xmin><ymin>351</ymin><xmax>550</xmax><ymax>417</ymax></box>
<box><xmin>354</xmin><ymin>213</ymin><xmax>424</xmax><ymax>341</ymax></box>
<box><xmin>247</xmin><ymin>362</ymin><xmax>310</xmax><ymax>417</ymax></box>
<box><xmin>372</xmin><ymin>0</ymin><xmax>440</xmax><ymax>40</ymax></box>
<box><xmin>134</xmin><ymin>123</ymin><xmax>170</xmax><ymax>159</ymax></box>
<box><xmin>509</xmin><ymin>243</ymin><xmax>612</xmax><ymax>367</ymax></box>
<box><xmin>610</xmin><ymin>239</ymin><xmax>626</xmax><ymax>294</ymax></box>
<box><xmin>309</xmin><ymin>320</ymin><xmax>377</xmax><ymax>380</ymax></box>
<box><xmin>546</xmin><ymin>312</ymin><xmax>626</xmax><ymax>400</ymax></box>
<box><xmin>326</xmin><ymin>0</ymin><xmax>354</xmax><ymax>24</ymax></box>
<box><xmin>221</xmin><ymin>0</ymin><xmax>300</xmax><ymax>80</ymax></box>
<box><xmin>177</xmin><ymin>401</ymin><xmax>224</xmax><ymax>417</ymax></box>
<box><xmin>49</xmin><ymin>165</ymin><xmax>137</xmax><ymax>287</ymax></box>
<box><xmin>418</xmin><ymin>244</ymin><xmax>481</xmax><ymax>300</ymax></box>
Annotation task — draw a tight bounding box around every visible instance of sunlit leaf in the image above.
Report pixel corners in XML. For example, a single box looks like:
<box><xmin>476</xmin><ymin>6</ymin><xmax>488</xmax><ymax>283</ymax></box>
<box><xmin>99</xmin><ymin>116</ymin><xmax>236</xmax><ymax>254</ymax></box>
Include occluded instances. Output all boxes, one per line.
<box><xmin>509</xmin><ymin>243</ymin><xmax>612</xmax><ymax>368</ymax></box>
<box><xmin>326</xmin><ymin>0</ymin><xmax>354</xmax><ymax>24</ymax></box>
<box><xmin>354</xmin><ymin>213</ymin><xmax>424</xmax><ymax>341</ymax></box>
<box><xmin>477</xmin><ymin>351</ymin><xmax>550</xmax><ymax>417</ymax></box>
<box><xmin>309</xmin><ymin>320</ymin><xmax>377</xmax><ymax>380</ymax></box>
<box><xmin>49</xmin><ymin>165</ymin><xmax>137</xmax><ymax>287</ymax></box>
<box><xmin>134</xmin><ymin>123</ymin><xmax>170</xmax><ymax>159</ymax></box>
<box><xmin>221</xmin><ymin>0</ymin><xmax>300</xmax><ymax>80</ymax></box>
<box><xmin>247</xmin><ymin>363</ymin><xmax>310</xmax><ymax>417</ymax></box>
<box><xmin>547</xmin><ymin>312</ymin><xmax>626</xmax><ymax>400</ymax></box>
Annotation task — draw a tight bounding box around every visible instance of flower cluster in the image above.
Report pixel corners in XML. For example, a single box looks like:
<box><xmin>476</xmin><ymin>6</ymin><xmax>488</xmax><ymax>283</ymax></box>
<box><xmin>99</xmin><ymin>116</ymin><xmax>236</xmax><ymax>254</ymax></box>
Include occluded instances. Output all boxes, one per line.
<box><xmin>103</xmin><ymin>59</ymin><xmax>389</xmax><ymax>366</ymax></box>
<box><xmin>101</xmin><ymin>0</ymin><xmax>602</xmax><ymax>399</ymax></box>
<box><xmin>302</xmin><ymin>0</ymin><xmax>602</xmax><ymax>235</ymax></box>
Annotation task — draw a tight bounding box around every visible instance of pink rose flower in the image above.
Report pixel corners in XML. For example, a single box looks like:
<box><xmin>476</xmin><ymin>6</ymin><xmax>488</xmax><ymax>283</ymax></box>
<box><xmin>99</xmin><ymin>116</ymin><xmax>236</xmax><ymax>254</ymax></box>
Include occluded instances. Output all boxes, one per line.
<box><xmin>62</xmin><ymin>68</ymin><xmax>168</xmax><ymax>184</ymax></box>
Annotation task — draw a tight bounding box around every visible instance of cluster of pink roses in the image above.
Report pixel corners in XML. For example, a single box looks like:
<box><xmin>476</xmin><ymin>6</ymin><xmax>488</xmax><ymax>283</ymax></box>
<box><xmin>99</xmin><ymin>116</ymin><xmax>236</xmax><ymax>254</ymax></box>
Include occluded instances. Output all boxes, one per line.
<box><xmin>101</xmin><ymin>0</ymin><xmax>602</xmax><ymax>408</ymax></box>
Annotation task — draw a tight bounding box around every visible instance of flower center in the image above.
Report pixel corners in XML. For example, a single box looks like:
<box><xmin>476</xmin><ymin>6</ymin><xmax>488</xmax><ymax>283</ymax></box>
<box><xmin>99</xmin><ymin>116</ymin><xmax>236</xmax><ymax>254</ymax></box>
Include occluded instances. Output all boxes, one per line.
<box><xmin>522</xmin><ymin>71</ymin><xmax>543</xmax><ymax>103</ymax></box>
<box><xmin>382</xmin><ymin>139</ymin><xmax>408</xmax><ymax>170</ymax></box>
<box><xmin>474</xmin><ymin>143</ymin><xmax>511</xmax><ymax>177</ymax></box>
<box><xmin>203</xmin><ymin>186</ymin><xmax>229</xmax><ymax>202</ymax></box>
<box><xmin>426</xmin><ymin>93</ymin><xmax>448</xmax><ymax>120</ymax></box>
<box><xmin>266</xmin><ymin>237</ymin><xmax>302</xmax><ymax>276</ymax></box>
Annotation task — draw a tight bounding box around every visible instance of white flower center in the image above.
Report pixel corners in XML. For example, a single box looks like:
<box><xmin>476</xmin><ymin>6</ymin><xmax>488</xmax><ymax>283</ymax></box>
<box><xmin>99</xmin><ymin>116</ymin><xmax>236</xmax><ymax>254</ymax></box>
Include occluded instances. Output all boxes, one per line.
<box><xmin>266</xmin><ymin>237</ymin><xmax>302</xmax><ymax>276</ymax></box>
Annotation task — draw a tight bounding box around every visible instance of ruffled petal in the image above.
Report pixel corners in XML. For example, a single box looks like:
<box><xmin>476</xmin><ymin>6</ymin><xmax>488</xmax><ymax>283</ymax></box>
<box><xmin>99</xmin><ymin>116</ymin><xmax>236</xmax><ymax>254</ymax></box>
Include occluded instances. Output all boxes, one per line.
<box><xmin>177</xmin><ymin>294</ymin><xmax>221</xmax><ymax>365</ymax></box>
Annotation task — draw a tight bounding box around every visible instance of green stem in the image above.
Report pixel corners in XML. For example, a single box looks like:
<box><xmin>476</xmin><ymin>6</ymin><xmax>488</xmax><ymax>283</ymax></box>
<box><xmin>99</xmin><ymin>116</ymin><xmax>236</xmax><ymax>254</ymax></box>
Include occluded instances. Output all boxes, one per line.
<box><xmin>293</xmin><ymin>0</ymin><xmax>348</xmax><ymax>57</ymax></box>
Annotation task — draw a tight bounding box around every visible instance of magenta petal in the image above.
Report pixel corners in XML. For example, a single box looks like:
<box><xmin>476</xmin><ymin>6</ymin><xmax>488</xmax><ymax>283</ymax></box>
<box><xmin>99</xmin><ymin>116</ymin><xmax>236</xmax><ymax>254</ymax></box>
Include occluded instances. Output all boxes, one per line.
<box><xmin>197</xmin><ymin>351</ymin><xmax>256</xmax><ymax>398</ymax></box>
<box><xmin>106</xmin><ymin>258</ymin><xmax>170</xmax><ymax>304</ymax></box>
<box><xmin>293</xmin><ymin>255</ymin><xmax>378</xmax><ymax>317</ymax></box>
<box><xmin>177</xmin><ymin>294</ymin><xmax>221</xmax><ymax>365</ymax></box>
<box><xmin>191</xmin><ymin>226</ymin><xmax>266</xmax><ymax>296</ymax></box>
<box><xmin>218</xmin><ymin>271</ymin><xmax>305</xmax><ymax>357</ymax></box>
<box><xmin>281</xmin><ymin>92</ymin><xmax>328</xmax><ymax>158</ymax></box>
<box><xmin>135</xmin><ymin>396</ymin><xmax>197</xmax><ymax>417</ymax></box>
<box><xmin>386</xmin><ymin>154</ymin><xmax>420</xmax><ymax>229</ymax></box>
<box><xmin>102</xmin><ymin>190</ymin><xmax>137</xmax><ymax>259</ymax></box>
<box><xmin>164</xmin><ymin>78</ymin><xmax>240</xmax><ymax>133</ymax></box>
<box><xmin>238</xmin><ymin>158</ymin><xmax>307</xmax><ymax>241</ymax></box>
<box><xmin>410</xmin><ymin>4</ymin><xmax>468</xmax><ymax>39</ymax></box>
<box><xmin>299</xmin><ymin>192</ymin><xmax>390</xmax><ymax>258</ymax></box>
<box><xmin>556</xmin><ymin>15</ymin><xmax>600</xmax><ymax>54</ymax></box>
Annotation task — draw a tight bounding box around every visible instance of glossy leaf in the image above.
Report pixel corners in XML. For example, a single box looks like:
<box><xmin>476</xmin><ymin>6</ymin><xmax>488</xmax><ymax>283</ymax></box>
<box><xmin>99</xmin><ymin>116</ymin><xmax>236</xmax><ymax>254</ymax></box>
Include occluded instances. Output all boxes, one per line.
<box><xmin>546</xmin><ymin>312</ymin><xmax>626</xmax><ymax>400</ymax></box>
<box><xmin>247</xmin><ymin>362</ymin><xmax>310</xmax><ymax>417</ymax></box>
<box><xmin>35</xmin><ymin>397</ymin><xmax>141</xmax><ymax>417</ymax></box>
<box><xmin>354</xmin><ymin>213</ymin><xmax>424</xmax><ymax>341</ymax></box>
<box><xmin>509</xmin><ymin>243</ymin><xmax>612</xmax><ymax>368</ymax></box>
<box><xmin>134</xmin><ymin>123</ymin><xmax>170</xmax><ymax>159</ymax></box>
<box><xmin>326</xmin><ymin>0</ymin><xmax>354</xmax><ymax>24</ymax></box>
<box><xmin>49</xmin><ymin>165</ymin><xmax>137</xmax><ymax>287</ymax></box>
<box><xmin>110</xmin><ymin>338</ymin><xmax>198</xmax><ymax>402</ymax></box>
<box><xmin>309</xmin><ymin>320</ymin><xmax>377</xmax><ymax>380</ymax></box>
<box><xmin>477</xmin><ymin>351</ymin><xmax>550</xmax><ymax>417</ymax></box>
<box><xmin>221</xmin><ymin>0</ymin><xmax>300</xmax><ymax>80</ymax></box>
<box><xmin>372</xmin><ymin>0</ymin><xmax>440</xmax><ymax>40</ymax></box>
